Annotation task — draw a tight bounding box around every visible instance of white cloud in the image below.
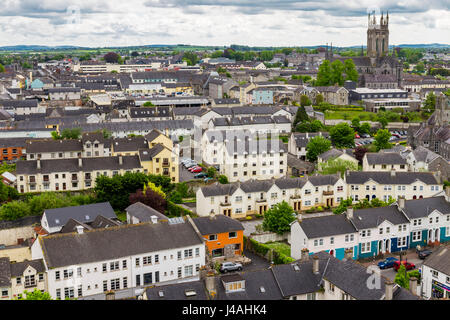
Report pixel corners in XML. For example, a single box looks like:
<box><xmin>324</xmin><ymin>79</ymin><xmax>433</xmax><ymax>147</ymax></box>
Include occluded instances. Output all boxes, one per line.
<box><xmin>0</xmin><ymin>0</ymin><xmax>448</xmax><ymax>47</ymax></box>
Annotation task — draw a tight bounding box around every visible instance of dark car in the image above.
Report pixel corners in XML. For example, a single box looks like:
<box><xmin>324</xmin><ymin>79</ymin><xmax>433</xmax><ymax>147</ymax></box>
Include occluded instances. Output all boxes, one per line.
<box><xmin>377</xmin><ymin>257</ymin><xmax>398</xmax><ymax>269</ymax></box>
<box><xmin>418</xmin><ymin>249</ymin><xmax>433</xmax><ymax>259</ymax></box>
<box><xmin>393</xmin><ymin>260</ymin><xmax>415</xmax><ymax>271</ymax></box>
<box><xmin>194</xmin><ymin>172</ymin><xmax>208</xmax><ymax>179</ymax></box>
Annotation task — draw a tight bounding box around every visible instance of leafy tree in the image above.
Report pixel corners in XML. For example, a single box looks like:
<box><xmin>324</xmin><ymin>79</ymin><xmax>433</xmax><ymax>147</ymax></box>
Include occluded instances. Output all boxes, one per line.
<box><xmin>300</xmin><ymin>95</ymin><xmax>311</xmax><ymax>107</ymax></box>
<box><xmin>315</xmin><ymin>94</ymin><xmax>324</xmax><ymax>105</ymax></box>
<box><xmin>143</xmin><ymin>101</ymin><xmax>155</xmax><ymax>107</ymax></box>
<box><xmin>169</xmin><ymin>191</ymin><xmax>183</xmax><ymax>204</ymax></box>
<box><xmin>129</xmin><ymin>188</ymin><xmax>167</xmax><ymax>214</ymax></box>
<box><xmin>318</xmin><ymin>158</ymin><xmax>358</xmax><ymax>176</ymax></box>
<box><xmin>359</xmin><ymin>122</ymin><xmax>371</xmax><ymax>135</ymax></box>
<box><xmin>218</xmin><ymin>175</ymin><xmax>229</xmax><ymax>184</ymax></box>
<box><xmin>343</xmin><ymin>59</ymin><xmax>359</xmax><ymax>82</ymax></box>
<box><xmin>143</xmin><ymin>181</ymin><xmax>166</xmax><ymax>199</ymax></box>
<box><xmin>329</xmin><ymin>123</ymin><xmax>355</xmax><ymax>148</ymax></box>
<box><xmin>394</xmin><ymin>264</ymin><xmax>409</xmax><ymax>289</ymax></box>
<box><xmin>262</xmin><ymin>201</ymin><xmax>295</xmax><ymax>235</ymax></box>
<box><xmin>103</xmin><ymin>52</ymin><xmax>120</xmax><ymax>63</ymax></box>
<box><xmin>51</xmin><ymin>131</ymin><xmax>61</xmax><ymax>140</ymax></box>
<box><xmin>354</xmin><ymin>146</ymin><xmax>369</xmax><ymax>164</ymax></box>
<box><xmin>16</xmin><ymin>289</ymin><xmax>52</xmax><ymax>300</ymax></box>
<box><xmin>0</xmin><ymin>201</ymin><xmax>31</xmax><ymax>220</ymax></box>
<box><xmin>0</xmin><ymin>181</ymin><xmax>19</xmax><ymax>202</ymax></box>
<box><xmin>295</xmin><ymin>120</ymin><xmax>324</xmax><ymax>133</ymax></box>
<box><xmin>60</xmin><ymin>128</ymin><xmax>81</xmax><ymax>139</ymax></box>
<box><xmin>330</xmin><ymin>60</ymin><xmax>345</xmax><ymax>85</ymax></box>
<box><xmin>207</xmin><ymin>167</ymin><xmax>216</xmax><ymax>178</ymax></box>
<box><xmin>210</xmin><ymin>50</ymin><xmax>223</xmax><ymax>58</ymax></box>
<box><xmin>373</xmin><ymin>129</ymin><xmax>392</xmax><ymax>151</ymax></box>
<box><xmin>175</xmin><ymin>182</ymin><xmax>190</xmax><ymax>198</ymax></box>
<box><xmin>414</xmin><ymin>61</ymin><xmax>425</xmax><ymax>73</ymax></box>
<box><xmin>424</xmin><ymin>92</ymin><xmax>436</xmax><ymax>110</ymax></box>
<box><xmin>306</xmin><ymin>135</ymin><xmax>331</xmax><ymax>162</ymax></box>
<box><xmin>0</xmin><ymin>63</ymin><xmax>5</xmax><ymax>73</ymax></box>
<box><xmin>182</xmin><ymin>51</ymin><xmax>199</xmax><ymax>66</ymax></box>
<box><xmin>377</xmin><ymin>115</ymin><xmax>388</xmax><ymax>129</ymax></box>
<box><xmin>293</xmin><ymin>106</ymin><xmax>309</xmax><ymax>128</ymax></box>
<box><xmin>316</xmin><ymin>60</ymin><xmax>332</xmax><ymax>86</ymax></box>
<box><xmin>351</xmin><ymin>117</ymin><xmax>360</xmax><ymax>132</ymax></box>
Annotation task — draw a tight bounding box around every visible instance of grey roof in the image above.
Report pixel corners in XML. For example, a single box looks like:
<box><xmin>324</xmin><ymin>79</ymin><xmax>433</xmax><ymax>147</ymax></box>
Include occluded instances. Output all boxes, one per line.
<box><xmin>113</xmin><ymin>136</ymin><xmax>148</xmax><ymax>152</ymax></box>
<box><xmin>44</xmin><ymin>202</ymin><xmax>117</xmax><ymax>229</ymax></box>
<box><xmin>9</xmin><ymin>259</ymin><xmax>45</xmax><ymax>277</ymax></box>
<box><xmin>319</xmin><ymin>149</ymin><xmax>346</xmax><ymax>161</ymax></box>
<box><xmin>240</xmin><ymin>179</ymin><xmax>274</xmax><ymax>193</ymax></box>
<box><xmin>274</xmin><ymin>177</ymin><xmax>308</xmax><ymax>190</ymax></box>
<box><xmin>345</xmin><ymin>171</ymin><xmax>439</xmax><ymax>185</ymax></box>
<box><xmin>39</xmin><ymin>220</ymin><xmax>204</xmax><ymax>268</ymax></box>
<box><xmin>59</xmin><ymin>219</ymin><xmax>93</xmax><ymax>234</ymax></box>
<box><xmin>90</xmin><ymin>215</ymin><xmax>122</xmax><ymax>229</ymax></box>
<box><xmin>308</xmin><ymin>174</ymin><xmax>340</xmax><ymax>186</ymax></box>
<box><xmin>422</xmin><ymin>245</ymin><xmax>450</xmax><ymax>275</ymax></box>
<box><xmin>126</xmin><ymin>202</ymin><xmax>168</xmax><ymax>222</ymax></box>
<box><xmin>292</xmin><ymin>132</ymin><xmax>330</xmax><ymax>149</ymax></box>
<box><xmin>401</xmin><ymin>196</ymin><xmax>450</xmax><ymax>219</ymax></box>
<box><xmin>349</xmin><ymin>206</ymin><xmax>409</xmax><ymax>230</ymax></box>
<box><xmin>26</xmin><ymin>139</ymin><xmax>83</xmax><ymax>153</ymax></box>
<box><xmin>16</xmin><ymin>155</ymin><xmax>142</xmax><ymax>175</ymax></box>
<box><xmin>145</xmin><ymin>279</ymin><xmax>208</xmax><ymax>300</ymax></box>
<box><xmin>129</xmin><ymin>107</ymin><xmax>171</xmax><ymax>119</ymax></box>
<box><xmin>144</xmin><ymin>129</ymin><xmax>164</xmax><ymax>143</ymax></box>
<box><xmin>81</xmin><ymin>132</ymin><xmax>110</xmax><ymax>145</ymax></box>
<box><xmin>365</xmin><ymin>152</ymin><xmax>407</xmax><ymax>165</ymax></box>
<box><xmin>193</xmin><ymin>215</ymin><xmax>244</xmax><ymax>235</ymax></box>
<box><xmin>0</xmin><ymin>99</ymin><xmax>38</xmax><ymax>108</ymax></box>
<box><xmin>0</xmin><ymin>257</ymin><xmax>11</xmax><ymax>287</ymax></box>
<box><xmin>299</xmin><ymin>214</ymin><xmax>357</xmax><ymax>238</ymax></box>
<box><xmin>138</xmin><ymin>144</ymin><xmax>165</xmax><ymax>161</ymax></box>
<box><xmin>200</xmin><ymin>183</ymin><xmax>238</xmax><ymax>197</ymax></box>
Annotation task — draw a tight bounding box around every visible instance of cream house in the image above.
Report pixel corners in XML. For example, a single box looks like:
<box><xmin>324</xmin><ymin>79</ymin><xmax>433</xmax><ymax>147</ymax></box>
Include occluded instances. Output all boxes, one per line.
<box><xmin>362</xmin><ymin>152</ymin><xmax>408</xmax><ymax>172</ymax></box>
<box><xmin>10</xmin><ymin>259</ymin><xmax>47</xmax><ymax>299</ymax></box>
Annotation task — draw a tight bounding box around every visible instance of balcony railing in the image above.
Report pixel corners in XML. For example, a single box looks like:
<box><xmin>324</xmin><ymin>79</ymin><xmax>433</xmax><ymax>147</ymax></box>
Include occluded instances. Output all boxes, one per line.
<box><xmin>256</xmin><ymin>198</ymin><xmax>267</xmax><ymax>203</ymax></box>
<box><xmin>162</xmin><ymin>162</ymin><xmax>170</xmax><ymax>167</ymax></box>
<box><xmin>290</xmin><ymin>194</ymin><xmax>301</xmax><ymax>199</ymax></box>
<box><xmin>323</xmin><ymin>191</ymin><xmax>334</xmax><ymax>196</ymax></box>
<box><xmin>220</xmin><ymin>202</ymin><xmax>231</xmax><ymax>206</ymax></box>
<box><xmin>24</xmin><ymin>282</ymin><xmax>37</xmax><ymax>288</ymax></box>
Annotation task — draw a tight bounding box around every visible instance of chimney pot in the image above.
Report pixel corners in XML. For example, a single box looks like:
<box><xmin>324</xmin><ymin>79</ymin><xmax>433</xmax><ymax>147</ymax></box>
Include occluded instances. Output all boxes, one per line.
<box><xmin>301</xmin><ymin>248</ymin><xmax>309</xmax><ymax>262</ymax></box>
<box><xmin>75</xmin><ymin>225</ymin><xmax>84</xmax><ymax>234</ymax></box>
<box><xmin>398</xmin><ymin>197</ymin><xmax>405</xmax><ymax>210</ymax></box>
<box><xmin>119</xmin><ymin>155</ymin><xmax>123</xmax><ymax>165</ymax></box>
<box><xmin>409</xmin><ymin>277</ymin><xmax>418</xmax><ymax>295</ymax></box>
<box><xmin>78</xmin><ymin>157</ymin><xmax>82</xmax><ymax>168</ymax></box>
<box><xmin>385</xmin><ymin>281</ymin><xmax>394</xmax><ymax>300</ymax></box>
<box><xmin>312</xmin><ymin>256</ymin><xmax>319</xmax><ymax>274</ymax></box>
<box><xmin>346</xmin><ymin>207</ymin><xmax>353</xmax><ymax>219</ymax></box>
<box><xmin>37</xmin><ymin>159</ymin><xmax>41</xmax><ymax>170</ymax></box>
<box><xmin>150</xmin><ymin>215</ymin><xmax>158</xmax><ymax>224</ymax></box>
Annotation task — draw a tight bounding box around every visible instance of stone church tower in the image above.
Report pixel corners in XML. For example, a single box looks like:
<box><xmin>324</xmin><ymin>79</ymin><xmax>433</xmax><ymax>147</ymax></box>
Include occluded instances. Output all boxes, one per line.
<box><xmin>367</xmin><ymin>12</ymin><xmax>389</xmax><ymax>64</ymax></box>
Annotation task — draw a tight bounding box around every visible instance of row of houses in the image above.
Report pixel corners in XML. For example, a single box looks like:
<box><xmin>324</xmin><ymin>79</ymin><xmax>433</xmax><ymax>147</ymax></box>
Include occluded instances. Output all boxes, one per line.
<box><xmin>196</xmin><ymin>171</ymin><xmax>442</xmax><ymax>218</ymax></box>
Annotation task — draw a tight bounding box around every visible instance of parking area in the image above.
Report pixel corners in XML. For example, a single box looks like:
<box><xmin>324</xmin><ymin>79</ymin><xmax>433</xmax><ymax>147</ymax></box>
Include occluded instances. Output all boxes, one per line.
<box><xmin>179</xmin><ymin>164</ymin><xmax>196</xmax><ymax>182</ymax></box>
<box><xmin>355</xmin><ymin>130</ymin><xmax>407</xmax><ymax>147</ymax></box>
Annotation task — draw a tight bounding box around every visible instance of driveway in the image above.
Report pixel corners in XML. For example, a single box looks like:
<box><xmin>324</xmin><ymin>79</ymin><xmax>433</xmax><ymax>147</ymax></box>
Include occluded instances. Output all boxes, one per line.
<box><xmin>243</xmin><ymin>249</ymin><xmax>271</xmax><ymax>272</ymax></box>
<box><xmin>179</xmin><ymin>164</ymin><xmax>196</xmax><ymax>182</ymax></box>
<box><xmin>241</xmin><ymin>219</ymin><xmax>264</xmax><ymax>237</ymax></box>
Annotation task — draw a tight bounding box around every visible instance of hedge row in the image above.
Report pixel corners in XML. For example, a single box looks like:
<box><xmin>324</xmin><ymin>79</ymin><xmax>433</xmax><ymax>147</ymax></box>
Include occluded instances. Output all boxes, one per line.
<box><xmin>245</xmin><ymin>236</ymin><xmax>295</xmax><ymax>265</ymax></box>
<box><xmin>166</xmin><ymin>201</ymin><xmax>196</xmax><ymax>218</ymax></box>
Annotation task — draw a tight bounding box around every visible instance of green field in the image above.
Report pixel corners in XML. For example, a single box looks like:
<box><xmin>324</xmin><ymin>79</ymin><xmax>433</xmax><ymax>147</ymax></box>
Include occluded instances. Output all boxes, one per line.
<box><xmin>324</xmin><ymin>110</ymin><xmax>376</xmax><ymax>121</ymax></box>
<box><xmin>265</xmin><ymin>242</ymin><xmax>291</xmax><ymax>257</ymax></box>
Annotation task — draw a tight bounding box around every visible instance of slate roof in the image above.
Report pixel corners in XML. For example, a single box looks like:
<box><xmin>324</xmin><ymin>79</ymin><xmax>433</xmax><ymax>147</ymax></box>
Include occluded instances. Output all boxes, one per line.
<box><xmin>145</xmin><ymin>279</ymin><xmax>208</xmax><ymax>300</ymax></box>
<box><xmin>349</xmin><ymin>206</ymin><xmax>409</xmax><ymax>230</ymax></box>
<box><xmin>292</xmin><ymin>132</ymin><xmax>330</xmax><ymax>149</ymax></box>
<box><xmin>44</xmin><ymin>202</ymin><xmax>117</xmax><ymax>229</ymax></box>
<box><xmin>144</xmin><ymin>129</ymin><xmax>164</xmax><ymax>143</ymax></box>
<box><xmin>319</xmin><ymin>148</ymin><xmax>355</xmax><ymax>162</ymax></box>
<box><xmin>26</xmin><ymin>139</ymin><xmax>83</xmax><ymax>153</ymax></box>
<box><xmin>200</xmin><ymin>183</ymin><xmax>238</xmax><ymax>197</ymax></box>
<box><xmin>0</xmin><ymin>99</ymin><xmax>38</xmax><ymax>108</ymax></box>
<box><xmin>138</xmin><ymin>144</ymin><xmax>165</xmax><ymax>161</ymax></box>
<box><xmin>81</xmin><ymin>132</ymin><xmax>110</xmax><ymax>145</ymax></box>
<box><xmin>59</xmin><ymin>219</ymin><xmax>93</xmax><ymax>234</ymax></box>
<box><xmin>113</xmin><ymin>136</ymin><xmax>148</xmax><ymax>152</ymax></box>
<box><xmin>299</xmin><ymin>214</ymin><xmax>357</xmax><ymax>238</ymax></box>
<box><xmin>90</xmin><ymin>215</ymin><xmax>122</xmax><ymax>229</ymax></box>
<box><xmin>16</xmin><ymin>155</ymin><xmax>142</xmax><ymax>175</ymax></box>
<box><xmin>345</xmin><ymin>171</ymin><xmax>439</xmax><ymax>185</ymax></box>
<box><xmin>422</xmin><ymin>245</ymin><xmax>450</xmax><ymax>275</ymax></box>
<box><xmin>9</xmin><ymin>259</ymin><xmax>46</xmax><ymax>277</ymax></box>
<box><xmin>126</xmin><ymin>202</ymin><xmax>168</xmax><ymax>222</ymax></box>
<box><xmin>308</xmin><ymin>174</ymin><xmax>340</xmax><ymax>186</ymax></box>
<box><xmin>240</xmin><ymin>179</ymin><xmax>274</xmax><ymax>193</ymax></box>
<box><xmin>365</xmin><ymin>152</ymin><xmax>407</xmax><ymax>165</ymax></box>
<box><xmin>39</xmin><ymin>220</ymin><xmax>204</xmax><ymax>268</ymax></box>
<box><xmin>129</xmin><ymin>107</ymin><xmax>171</xmax><ymax>119</ymax></box>
<box><xmin>401</xmin><ymin>196</ymin><xmax>450</xmax><ymax>219</ymax></box>
<box><xmin>193</xmin><ymin>215</ymin><xmax>244</xmax><ymax>235</ymax></box>
<box><xmin>271</xmin><ymin>260</ymin><xmax>322</xmax><ymax>296</ymax></box>
<box><xmin>0</xmin><ymin>257</ymin><xmax>11</xmax><ymax>287</ymax></box>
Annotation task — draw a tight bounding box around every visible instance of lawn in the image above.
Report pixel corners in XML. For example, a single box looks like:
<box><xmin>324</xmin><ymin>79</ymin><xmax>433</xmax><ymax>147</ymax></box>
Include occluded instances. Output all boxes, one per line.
<box><xmin>325</xmin><ymin>110</ymin><xmax>376</xmax><ymax>121</ymax></box>
<box><xmin>265</xmin><ymin>242</ymin><xmax>291</xmax><ymax>257</ymax></box>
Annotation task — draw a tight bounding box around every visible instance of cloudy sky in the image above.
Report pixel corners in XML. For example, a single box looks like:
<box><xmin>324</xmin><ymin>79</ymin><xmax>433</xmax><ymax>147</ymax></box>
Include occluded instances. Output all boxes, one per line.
<box><xmin>0</xmin><ymin>0</ymin><xmax>449</xmax><ymax>47</ymax></box>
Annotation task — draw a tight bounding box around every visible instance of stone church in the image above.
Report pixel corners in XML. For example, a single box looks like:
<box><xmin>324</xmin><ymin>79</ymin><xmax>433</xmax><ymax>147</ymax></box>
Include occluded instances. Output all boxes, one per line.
<box><xmin>328</xmin><ymin>12</ymin><xmax>403</xmax><ymax>89</ymax></box>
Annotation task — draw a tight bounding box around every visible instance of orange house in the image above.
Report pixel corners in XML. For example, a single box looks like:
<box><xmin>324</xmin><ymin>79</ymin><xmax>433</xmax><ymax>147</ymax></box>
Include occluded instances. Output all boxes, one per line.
<box><xmin>193</xmin><ymin>215</ymin><xmax>244</xmax><ymax>258</ymax></box>
<box><xmin>0</xmin><ymin>138</ymin><xmax>27</xmax><ymax>161</ymax></box>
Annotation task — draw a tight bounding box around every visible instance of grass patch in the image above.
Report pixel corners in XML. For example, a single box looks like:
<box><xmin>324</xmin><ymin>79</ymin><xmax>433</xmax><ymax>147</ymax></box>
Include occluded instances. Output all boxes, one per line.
<box><xmin>325</xmin><ymin>110</ymin><xmax>375</xmax><ymax>120</ymax></box>
<box><xmin>116</xmin><ymin>211</ymin><xmax>127</xmax><ymax>222</ymax></box>
<box><xmin>265</xmin><ymin>242</ymin><xmax>291</xmax><ymax>257</ymax></box>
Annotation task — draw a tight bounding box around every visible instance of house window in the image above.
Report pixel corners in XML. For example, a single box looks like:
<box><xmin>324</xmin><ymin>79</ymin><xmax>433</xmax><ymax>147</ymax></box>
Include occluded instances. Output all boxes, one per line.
<box><xmin>122</xmin><ymin>260</ymin><xmax>127</xmax><ymax>269</ymax></box>
<box><xmin>177</xmin><ymin>251</ymin><xmax>182</xmax><ymax>260</ymax></box>
<box><xmin>123</xmin><ymin>277</ymin><xmax>128</xmax><ymax>288</ymax></box>
<box><xmin>178</xmin><ymin>267</ymin><xmax>182</xmax><ymax>278</ymax></box>
<box><xmin>184</xmin><ymin>249</ymin><xmax>193</xmax><ymax>259</ymax></box>
<box><xmin>330</xmin><ymin>237</ymin><xmax>334</xmax><ymax>245</ymax></box>
<box><xmin>110</xmin><ymin>278</ymin><xmax>120</xmax><ymax>290</ymax></box>
<box><xmin>77</xmin><ymin>267</ymin><xmax>82</xmax><ymax>277</ymax></box>
<box><xmin>39</xmin><ymin>273</ymin><xmax>44</xmax><ymax>281</ymax></box>
<box><xmin>55</xmin><ymin>271</ymin><xmax>60</xmax><ymax>281</ymax></box>
<box><xmin>208</xmin><ymin>234</ymin><xmax>217</xmax><ymax>241</ymax></box>
<box><xmin>24</xmin><ymin>275</ymin><xmax>36</xmax><ymax>287</ymax></box>
<box><xmin>64</xmin><ymin>287</ymin><xmax>74</xmax><ymax>299</ymax></box>
<box><xmin>432</xmin><ymin>270</ymin><xmax>438</xmax><ymax>278</ymax></box>
<box><xmin>102</xmin><ymin>263</ymin><xmax>107</xmax><ymax>272</ymax></box>
<box><xmin>103</xmin><ymin>280</ymin><xmax>108</xmax><ymax>292</ymax></box>
<box><xmin>135</xmin><ymin>258</ymin><xmax>140</xmax><ymax>267</ymax></box>
<box><xmin>229</xmin><ymin>231</ymin><xmax>237</xmax><ymax>239</ymax></box>
<box><xmin>56</xmin><ymin>289</ymin><xmax>61</xmax><ymax>299</ymax></box>
<box><xmin>412</xmin><ymin>231</ymin><xmax>422</xmax><ymax>242</ymax></box>
<box><xmin>184</xmin><ymin>265</ymin><xmax>193</xmax><ymax>277</ymax></box>
<box><xmin>16</xmin><ymin>277</ymin><xmax>21</xmax><ymax>285</ymax></box>
<box><xmin>398</xmin><ymin>236</ymin><xmax>407</xmax><ymax>247</ymax></box>
<box><xmin>361</xmin><ymin>242</ymin><xmax>371</xmax><ymax>253</ymax></box>
<box><xmin>63</xmin><ymin>269</ymin><xmax>73</xmax><ymax>279</ymax></box>
<box><xmin>195</xmin><ymin>248</ymin><xmax>200</xmax><ymax>257</ymax></box>
<box><xmin>143</xmin><ymin>256</ymin><xmax>152</xmax><ymax>265</ymax></box>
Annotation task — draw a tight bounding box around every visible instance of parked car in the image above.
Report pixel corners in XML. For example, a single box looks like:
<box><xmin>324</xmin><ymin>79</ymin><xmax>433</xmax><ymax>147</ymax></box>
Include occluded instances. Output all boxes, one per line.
<box><xmin>220</xmin><ymin>262</ymin><xmax>243</xmax><ymax>273</ymax></box>
<box><xmin>393</xmin><ymin>260</ymin><xmax>415</xmax><ymax>271</ymax></box>
<box><xmin>204</xmin><ymin>177</ymin><xmax>213</xmax><ymax>182</ymax></box>
<box><xmin>191</xmin><ymin>167</ymin><xmax>203</xmax><ymax>173</ymax></box>
<box><xmin>377</xmin><ymin>257</ymin><xmax>399</xmax><ymax>269</ymax></box>
<box><xmin>418</xmin><ymin>249</ymin><xmax>433</xmax><ymax>259</ymax></box>
<box><xmin>186</xmin><ymin>164</ymin><xmax>199</xmax><ymax>170</ymax></box>
<box><xmin>362</xmin><ymin>133</ymin><xmax>371</xmax><ymax>138</ymax></box>
<box><xmin>194</xmin><ymin>172</ymin><xmax>208</xmax><ymax>178</ymax></box>
<box><xmin>355</xmin><ymin>133</ymin><xmax>361</xmax><ymax>139</ymax></box>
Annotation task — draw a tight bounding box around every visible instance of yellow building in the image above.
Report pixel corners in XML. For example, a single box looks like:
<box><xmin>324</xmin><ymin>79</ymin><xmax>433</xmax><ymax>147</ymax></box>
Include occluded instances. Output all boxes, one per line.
<box><xmin>0</xmin><ymin>245</ymin><xmax>31</xmax><ymax>263</ymax></box>
<box><xmin>145</xmin><ymin>129</ymin><xmax>173</xmax><ymax>149</ymax></box>
<box><xmin>138</xmin><ymin>144</ymin><xmax>179</xmax><ymax>183</ymax></box>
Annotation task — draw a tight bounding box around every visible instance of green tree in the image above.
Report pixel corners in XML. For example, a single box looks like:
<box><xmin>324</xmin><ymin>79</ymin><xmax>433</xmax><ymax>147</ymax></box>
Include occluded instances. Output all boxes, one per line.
<box><xmin>143</xmin><ymin>101</ymin><xmax>155</xmax><ymax>107</ymax></box>
<box><xmin>17</xmin><ymin>289</ymin><xmax>52</xmax><ymax>300</ymax></box>
<box><xmin>315</xmin><ymin>94</ymin><xmax>324</xmax><ymax>105</ymax></box>
<box><xmin>207</xmin><ymin>167</ymin><xmax>216</xmax><ymax>178</ymax></box>
<box><xmin>51</xmin><ymin>131</ymin><xmax>61</xmax><ymax>140</ymax></box>
<box><xmin>60</xmin><ymin>128</ymin><xmax>81</xmax><ymax>139</ymax></box>
<box><xmin>0</xmin><ymin>201</ymin><xmax>31</xmax><ymax>220</ymax></box>
<box><xmin>316</xmin><ymin>60</ymin><xmax>332</xmax><ymax>86</ymax></box>
<box><xmin>351</xmin><ymin>117</ymin><xmax>361</xmax><ymax>132</ymax></box>
<box><xmin>343</xmin><ymin>59</ymin><xmax>359</xmax><ymax>82</ymax></box>
<box><xmin>262</xmin><ymin>201</ymin><xmax>295</xmax><ymax>235</ymax></box>
<box><xmin>182</xmin><ymin>51</ymin><xmax>199</xmax><ymax>66</ymax></box>
<box><xmin>394</xmin><ymin>264</ymin><xmax>409</xmax><ymax>289</ymax></box>
<box><xmin>424</xmin><ymin>92</ymin><xmax>436</xmax><ymax>110</ymax></box>
<box><xmin>0</xmin><ymin>63</ymin><xmax>5</xmax><ymax>73</ymax></box>
<box><xmin>359</xmin><ymin>122</ymin><xmax>371</xmax><ymax>135</ymax></box>
<box><xmin>293</xmin><ymin>106</ymin><xmax>309</xmax><ymax>127</ymax></box>
<box><xmin>300</xmin><ymin>95</ymin><xmax>311</xmax><ymax>107</ymax></box>
<box><xmin>414</xmin><ymin>61</ymin><xmax>425</xmax><ymax>73</ymax></box>
<box><xmin>306</xmin><ymin>135</ymin><xmax>331</xmax><ymax>162</ymax></box>
<box><xmin>373</xmin><ymin>129</ymin><xmax>392</xmax><ymax>151</ymax></box>
<box><xmin>329</xmin><ymin>123</ymin><xmax>355</xmax><ymax>148</ymax></box>
<box><xmin>218</xmin><ymin>175</ymin><xmax>229</xmax><ymax>184</ymax></box>
<box><xmin>377</xmin><ymin>114</ymin><xmax>388</xmax><ymax>129</ymax></box>
<box><xmin>330</xmin><ymin>60</ymin><xmax>345</xmax><ymax>85</ymax></box>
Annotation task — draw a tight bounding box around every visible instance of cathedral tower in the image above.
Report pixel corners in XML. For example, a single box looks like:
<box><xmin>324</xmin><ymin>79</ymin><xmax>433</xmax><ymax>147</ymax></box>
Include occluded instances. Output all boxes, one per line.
<box><xmin>367</xmin><ymin>11</ymin><xmax>389</xmax><ymax>60</ymax></box>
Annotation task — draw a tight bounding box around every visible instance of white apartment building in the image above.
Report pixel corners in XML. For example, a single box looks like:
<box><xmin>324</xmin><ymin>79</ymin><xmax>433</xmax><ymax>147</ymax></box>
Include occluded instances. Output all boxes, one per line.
<box><xmin>421</xmin><ymin>246</ymin><xmax>450</xmax><ymax>299</ymax></box>
<box><xmin>362</xmin><ymin>152</ymin><xmax>408</xmax><ymax>172</ymax></box>
<box><xmin>31</xmin><ymin>218</ymin><xmax>206</xmax><ymax>300</ymax></box>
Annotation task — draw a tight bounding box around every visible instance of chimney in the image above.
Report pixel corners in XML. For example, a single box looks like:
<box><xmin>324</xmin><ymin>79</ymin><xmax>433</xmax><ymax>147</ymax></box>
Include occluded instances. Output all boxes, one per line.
<box><xmin>297</xmin><ymin>214</ymin><xmax>303</xmax><ymax>223</ymax></box>
<box><xmin>390</xmin><ymin>170</ymin><xmax>396</xmax><ymax>177</ymax></box>
<box><xmin>75</xmin><ymin>225</ymin><xmax>84</xmax><ymax>234</ymax></box>
<box><xmin>385</xmin><ymin>281</ymin><xmax>394</xmax><ymax>300</ymax></box>
<box><xmin>312</xmin><ymin>256</ymin><xmax>319</xmax><ymax>274</ymax></box>
<box><xmin>205</xmin><ymin>275</ymin><xmax>216</xmax><ymax>298</ymax></box>
<box><xmin>398</xmin><ymin>196</ymin><xmax>405</xmax><ymax>210</ymax></box>
<box><xmin>301</xmin><ymin>248</ymin><xmax>309</xmax><ymax>262</ymax></box>
<box><xmin>150</xmin><ymin>215</ymin><xmax>158</xmax><ymax>224</ymax></box>
<box><xmin>209</xmin><ymin>211</ymin><xmax>216</xmax><ymax>220</ymax></box>
<box><xmin>37</xmin><ymin>158</ymin><xmax>41</xmax><ymax>170</ymax></box>
<box><xmin>78</xmin><ymin>157</ymin><xmax>82</xmax><ymax>168</ymax></box>
<box><xmin>409</xmin><ymin>277</ymin><xmax>418</xmax><ymax>295</ymax></box>
<box><xmin>119</xmin><ymin>155</ymin><xmax>123</xmax><ymax>165</ymax></box>
<box><xmin>445</xmin><ymin>186</ymin><xmax>450</xmax><ymax>201</ymax></box>
<box><xmin>346</xmin><ymin>207</ymin><xmax>353</xmax><ymax>219</ymax></box>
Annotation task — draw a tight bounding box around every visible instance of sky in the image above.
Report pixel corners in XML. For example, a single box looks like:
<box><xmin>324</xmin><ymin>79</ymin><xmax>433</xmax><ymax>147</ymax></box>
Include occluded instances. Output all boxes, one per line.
<box><xmin>0</xmin><ymin>0</ymin><xmax>449</xmax><ymax>47</ymax></box>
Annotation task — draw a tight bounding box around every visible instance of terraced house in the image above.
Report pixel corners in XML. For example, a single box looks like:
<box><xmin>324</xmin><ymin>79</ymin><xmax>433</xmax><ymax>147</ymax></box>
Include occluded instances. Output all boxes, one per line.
<box><xmin>345</xmin><ymin>171</ymin><xmax>442</xmax><ymax>203</ymax></box>
<box><xmin>291</xmin><ymin>196</ymin><xmax>450</xmax><ymax>261</ymax></box>
<box><xmin>196</xmin><ymin>174</ymin><xmax>346</xmax><ymax>218</ymax></box>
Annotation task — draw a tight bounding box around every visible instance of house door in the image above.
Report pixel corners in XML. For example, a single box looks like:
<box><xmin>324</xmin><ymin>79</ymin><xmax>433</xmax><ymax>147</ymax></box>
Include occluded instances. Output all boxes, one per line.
<box><xmin>385</xmin><ymin>239</ymin><xmax>390</xmax><ymax>253</ymax></box>
<box><xmin>329</xmin><ymin>250</ymin><xmax>334</xmax><ymax>256</ymax></box>
<box><xmin>435</xmin><ymin>228</ymin><xmax>440</xmax><ymax>242</ymax></box>
<box><xmin>63</xmin><ymin>183</ymin><xmax>66</xmax><ymax>190</ymax></box>
<box><xmin>378</xmin><ymin>240</ymin><xmax>383</xmax><ymax>254</ymax></box>
<box><xmin>428</xmin><ymin>229</ymin><xmax>434</xmax><ymax>242</ymax></box>
<box><xmin>222</xmin><ymin>209</ymin><xmax>231</xmax><ymax>217</ymax></box>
